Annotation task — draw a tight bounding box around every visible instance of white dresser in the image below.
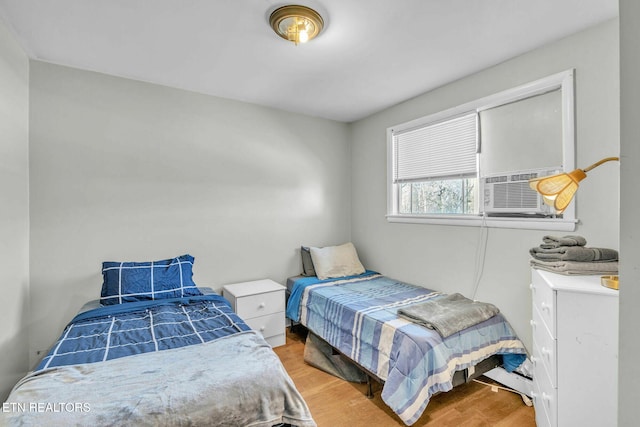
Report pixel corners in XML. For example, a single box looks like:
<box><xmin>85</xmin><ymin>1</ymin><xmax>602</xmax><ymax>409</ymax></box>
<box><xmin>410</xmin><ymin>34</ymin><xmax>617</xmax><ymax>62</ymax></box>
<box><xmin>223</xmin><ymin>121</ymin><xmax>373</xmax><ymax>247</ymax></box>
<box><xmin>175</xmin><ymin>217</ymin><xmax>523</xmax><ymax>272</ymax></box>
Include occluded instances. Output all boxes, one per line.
<box><xmin>222</xmin><ymin>279</ymin><xmax>286</xmax><ymax>348</ymax></box>
<box><xmin>530</xmin><ymin>269</ymin><xmax>618</xmax><ymax>427</ymax></box>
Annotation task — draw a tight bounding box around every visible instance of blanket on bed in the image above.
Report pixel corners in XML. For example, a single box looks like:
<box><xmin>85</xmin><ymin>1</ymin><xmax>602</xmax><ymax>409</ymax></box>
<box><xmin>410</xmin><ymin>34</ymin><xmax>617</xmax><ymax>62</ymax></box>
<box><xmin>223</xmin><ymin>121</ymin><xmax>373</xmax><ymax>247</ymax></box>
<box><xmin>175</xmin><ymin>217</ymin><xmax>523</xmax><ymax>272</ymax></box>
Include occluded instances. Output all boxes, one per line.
<box><xmin>2</xmin><ymin>331</ymin><xmax>316</xmax><ymax>427</ymax></box>
<box><xmin>35</xmin><ymin>294</ymin><xmax>250</xmax><ymax>371</ymax></box>
<box><xmin>397</xmin><ymin>293</ymin><xmax>500</xmax><ymax>338</ymax></box>
<box><xmin>287</xmin><ymin>273</ymin><xmax>526</xmax><ymax>426</ymax></box>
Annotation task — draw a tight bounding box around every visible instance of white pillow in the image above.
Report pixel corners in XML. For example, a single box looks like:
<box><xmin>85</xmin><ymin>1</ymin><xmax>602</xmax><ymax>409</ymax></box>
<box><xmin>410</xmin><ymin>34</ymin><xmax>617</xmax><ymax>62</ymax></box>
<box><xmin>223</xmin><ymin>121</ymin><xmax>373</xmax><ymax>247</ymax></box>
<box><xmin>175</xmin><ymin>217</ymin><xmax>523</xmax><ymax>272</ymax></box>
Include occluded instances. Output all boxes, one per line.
<box><xmin>309</xmin><ymin>242</ymin><xmax>365</xmax><ymax>280</ymax></box>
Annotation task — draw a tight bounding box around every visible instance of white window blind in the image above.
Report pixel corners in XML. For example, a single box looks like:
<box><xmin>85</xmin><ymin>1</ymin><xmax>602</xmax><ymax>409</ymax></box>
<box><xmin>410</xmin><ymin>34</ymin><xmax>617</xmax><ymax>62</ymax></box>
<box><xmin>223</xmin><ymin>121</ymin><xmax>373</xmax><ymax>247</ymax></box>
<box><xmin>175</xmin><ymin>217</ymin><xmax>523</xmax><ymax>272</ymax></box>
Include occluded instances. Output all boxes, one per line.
<box><xmin>393</xmin><ymin>113</ymin><xmax>478</xmax><ymax>183</ymax></box>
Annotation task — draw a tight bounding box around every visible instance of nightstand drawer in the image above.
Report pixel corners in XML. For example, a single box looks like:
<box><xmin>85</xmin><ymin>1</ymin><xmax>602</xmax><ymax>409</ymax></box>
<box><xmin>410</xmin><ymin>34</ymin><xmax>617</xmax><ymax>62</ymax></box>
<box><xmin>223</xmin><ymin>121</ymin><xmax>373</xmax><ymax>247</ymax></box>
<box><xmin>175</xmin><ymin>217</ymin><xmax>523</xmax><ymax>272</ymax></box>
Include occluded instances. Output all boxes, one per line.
<box><xmin>235</xmin><ymin>290</ymin><xmax>285</xmax><ymax>319</ymax></box>
<box><xmin>245</xmin><ymin>312</ymin><xmax>285</xmax><ymax>340</ymax></box>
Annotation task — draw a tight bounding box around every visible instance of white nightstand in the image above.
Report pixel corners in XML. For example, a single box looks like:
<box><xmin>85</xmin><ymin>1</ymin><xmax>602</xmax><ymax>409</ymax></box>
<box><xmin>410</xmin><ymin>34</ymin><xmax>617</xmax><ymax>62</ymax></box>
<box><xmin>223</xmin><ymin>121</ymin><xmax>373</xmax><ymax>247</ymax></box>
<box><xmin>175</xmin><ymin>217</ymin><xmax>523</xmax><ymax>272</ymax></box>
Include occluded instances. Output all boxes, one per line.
<box><xmin>222</xmin><ymin>279</ymin><xmax>286</xmax><ymax>348</ymax></box>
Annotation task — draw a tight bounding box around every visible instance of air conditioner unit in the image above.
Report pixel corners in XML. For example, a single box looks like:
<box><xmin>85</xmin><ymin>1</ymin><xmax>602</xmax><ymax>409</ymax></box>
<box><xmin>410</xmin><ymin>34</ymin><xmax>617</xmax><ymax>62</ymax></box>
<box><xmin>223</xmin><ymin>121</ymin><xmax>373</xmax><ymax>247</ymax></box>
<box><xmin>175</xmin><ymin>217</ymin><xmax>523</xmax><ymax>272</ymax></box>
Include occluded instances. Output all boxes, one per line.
<box><xmin>482</xmin><ymin>168</ymin><xmax>561</xmax><ymax>215</ymax></box>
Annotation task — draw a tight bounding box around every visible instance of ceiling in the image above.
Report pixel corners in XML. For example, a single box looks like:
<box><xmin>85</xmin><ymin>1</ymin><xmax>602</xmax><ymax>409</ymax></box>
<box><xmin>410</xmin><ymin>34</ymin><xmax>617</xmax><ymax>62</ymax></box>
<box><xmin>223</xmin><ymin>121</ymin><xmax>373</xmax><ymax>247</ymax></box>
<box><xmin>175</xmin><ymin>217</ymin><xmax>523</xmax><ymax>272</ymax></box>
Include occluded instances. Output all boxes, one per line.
<box><xmin>0</xmin><ymin>0</ymin><xmax>618</xmax><ymax>122</ymax></box>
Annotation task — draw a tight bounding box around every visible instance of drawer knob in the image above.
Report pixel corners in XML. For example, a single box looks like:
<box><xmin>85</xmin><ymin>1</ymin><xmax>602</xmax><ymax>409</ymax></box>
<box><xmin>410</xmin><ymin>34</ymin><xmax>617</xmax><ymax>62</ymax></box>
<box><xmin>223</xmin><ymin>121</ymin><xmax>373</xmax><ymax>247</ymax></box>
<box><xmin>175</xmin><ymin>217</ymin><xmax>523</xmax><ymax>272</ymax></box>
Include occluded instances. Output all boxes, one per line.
<box><xmin>529</xmin><ymin>284</ymin><xmax>535</xmax><ymax>291</ymax></box>
<box><xmin>259</xmin><ymin>302</ymin><xmax>266</xmax><ymax>309</ymax></box>
<box><xmin>542</xmin><ymin>392</ymin><xmax>551</xmax><ymax>402</ymax></box>
<box><xmin>260</xmin><ymin>326</ymin><xmax>265</xmax><ymax>331</ymax></box>
<box><xmin>542</xmin><ymin>347</ymin><xmax>552</xmax><ymax>357</ymax></box>
<box><xmin>541</xmin><ymin>302</ymin><xmax>550</xmax><ymax>311</ymax></box>
<box><xmin>530</xmin><ymin>320</ymin><xmax>536</xmax><ymax>328</ymax></box>
<box><xmin>531</xmin><ymin>356</ymin><xmax>538</xmax><ymax>365</ymax></box>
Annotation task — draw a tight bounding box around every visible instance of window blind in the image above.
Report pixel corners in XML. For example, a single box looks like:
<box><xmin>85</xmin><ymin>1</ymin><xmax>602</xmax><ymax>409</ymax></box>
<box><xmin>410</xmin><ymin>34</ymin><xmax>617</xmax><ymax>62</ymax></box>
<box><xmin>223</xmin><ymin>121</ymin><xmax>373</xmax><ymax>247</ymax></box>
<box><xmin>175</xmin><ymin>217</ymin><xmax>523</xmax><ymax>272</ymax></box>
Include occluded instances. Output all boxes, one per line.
<box><xmin>393</xmin><ymin>112</ymin><xmax>478</xmax><ymax>183</ymax></box>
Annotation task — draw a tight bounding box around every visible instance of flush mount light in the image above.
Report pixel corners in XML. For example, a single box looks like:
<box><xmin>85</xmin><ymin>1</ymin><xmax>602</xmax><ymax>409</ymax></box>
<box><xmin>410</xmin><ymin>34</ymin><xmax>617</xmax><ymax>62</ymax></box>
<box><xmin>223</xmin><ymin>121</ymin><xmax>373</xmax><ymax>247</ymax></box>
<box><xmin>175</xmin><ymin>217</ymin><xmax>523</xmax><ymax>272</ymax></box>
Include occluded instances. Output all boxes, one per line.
<box><xmin>269</xmin><ymin>5</ymin><xmax>324</xmax><ymax>45</ymax></box>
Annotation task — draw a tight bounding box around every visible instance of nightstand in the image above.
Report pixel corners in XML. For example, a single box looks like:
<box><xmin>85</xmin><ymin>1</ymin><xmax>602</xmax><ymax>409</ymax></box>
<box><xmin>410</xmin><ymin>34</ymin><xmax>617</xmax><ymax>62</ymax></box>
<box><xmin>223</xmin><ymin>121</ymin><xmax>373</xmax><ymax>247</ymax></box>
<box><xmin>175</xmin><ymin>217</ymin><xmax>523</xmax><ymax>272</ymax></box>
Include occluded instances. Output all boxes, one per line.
<box><xmin>222</xmin><ymin>279</ymin><xmax>286</xmax><ymax>347</ymax></box>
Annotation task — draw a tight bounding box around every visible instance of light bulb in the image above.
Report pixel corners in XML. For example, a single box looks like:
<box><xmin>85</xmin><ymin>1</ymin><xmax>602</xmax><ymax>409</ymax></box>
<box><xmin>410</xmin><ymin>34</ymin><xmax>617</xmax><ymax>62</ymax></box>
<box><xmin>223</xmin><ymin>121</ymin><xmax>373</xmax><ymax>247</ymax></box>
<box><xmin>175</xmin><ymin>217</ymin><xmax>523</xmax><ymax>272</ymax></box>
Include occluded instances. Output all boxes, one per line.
<box><xmin>299</xmin><ymin>30</ymin><xmax>309</xmax><ymax>43</ymax></box>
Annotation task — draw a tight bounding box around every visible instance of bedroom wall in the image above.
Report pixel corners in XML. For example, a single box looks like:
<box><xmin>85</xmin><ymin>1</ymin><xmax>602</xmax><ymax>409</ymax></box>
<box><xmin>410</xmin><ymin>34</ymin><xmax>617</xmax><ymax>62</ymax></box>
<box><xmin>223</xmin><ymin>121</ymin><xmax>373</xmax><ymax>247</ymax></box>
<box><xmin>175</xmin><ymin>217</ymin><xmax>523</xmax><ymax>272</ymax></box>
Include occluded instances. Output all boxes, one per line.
<box><xmin>618</xmin><ymin>1</ymin><xmax>639</xmax><ymax>424</ymax></box>
<box><xmin>349</xmin><ymin>19</ymin><xmax>620</xmax><ymax>351</ymax></box>
<box><xmin>0</xmin><ymin>19</ymin><xmax>30</xmax><ymax>400</ymax></box>
<box><xmin>28</xmin><ymin>61</ymin><xmax>351</xmax><ymax>365</ymax></box>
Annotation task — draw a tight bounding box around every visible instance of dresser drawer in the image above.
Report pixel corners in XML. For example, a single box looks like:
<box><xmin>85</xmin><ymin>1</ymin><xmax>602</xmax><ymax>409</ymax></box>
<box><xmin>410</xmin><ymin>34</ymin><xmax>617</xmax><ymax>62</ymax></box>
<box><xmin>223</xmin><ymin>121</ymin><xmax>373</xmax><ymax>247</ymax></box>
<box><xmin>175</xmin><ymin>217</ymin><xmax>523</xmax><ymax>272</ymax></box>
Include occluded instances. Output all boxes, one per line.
<box><xmin>235</xmin><ymin>290</ymin><xmax>285</xmax><ymax>319</ymax></box>
<box><xmin>532</xmin><ymin>305</ymin><xmax>557</xmax><ymax>387</ymax></box>
<box><xmin>531</xmin><ymin>271</ymin><xmax>556</xmax><ymax>338</ymax></box>
<box><xmin>532</xmin><ymin>365</ymin><xmax>555</xmax><ymax>427</ymax></box>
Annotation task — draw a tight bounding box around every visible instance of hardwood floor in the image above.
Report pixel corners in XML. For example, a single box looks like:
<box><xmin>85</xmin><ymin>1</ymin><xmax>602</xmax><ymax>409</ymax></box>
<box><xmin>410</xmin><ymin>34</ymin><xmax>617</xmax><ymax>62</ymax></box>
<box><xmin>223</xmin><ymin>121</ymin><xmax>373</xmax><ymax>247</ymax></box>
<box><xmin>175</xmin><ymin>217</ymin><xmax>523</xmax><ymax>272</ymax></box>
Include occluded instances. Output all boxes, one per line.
<box><xmin>273</xmin><ymin>329</ymin><xmax>536</xmax><ymax>427</ymax></box>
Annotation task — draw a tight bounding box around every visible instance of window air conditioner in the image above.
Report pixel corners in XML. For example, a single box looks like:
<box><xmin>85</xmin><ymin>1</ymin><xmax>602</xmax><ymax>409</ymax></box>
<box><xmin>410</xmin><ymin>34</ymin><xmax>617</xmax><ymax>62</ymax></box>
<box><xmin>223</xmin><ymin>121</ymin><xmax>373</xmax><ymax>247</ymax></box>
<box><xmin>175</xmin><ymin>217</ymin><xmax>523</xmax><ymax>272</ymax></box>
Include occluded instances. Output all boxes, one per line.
<box><xmin>482</xmin><ymin>168</ymin><xmax>561</xmax><ymax>215</ymax></box>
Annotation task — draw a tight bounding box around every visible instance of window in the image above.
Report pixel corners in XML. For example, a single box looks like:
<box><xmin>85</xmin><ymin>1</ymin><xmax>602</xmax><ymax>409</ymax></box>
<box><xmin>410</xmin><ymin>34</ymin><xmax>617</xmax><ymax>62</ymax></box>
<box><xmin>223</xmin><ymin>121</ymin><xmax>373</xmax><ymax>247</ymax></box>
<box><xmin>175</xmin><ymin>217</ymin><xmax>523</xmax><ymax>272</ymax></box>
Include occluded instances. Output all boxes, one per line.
<box><xmin>394</xmin><ymin>113</ymin><xmax>478</xmax><ymax>215</ymax></box>
<box><xmin>387</xmin><ymin>70</ymin><xmax>576</xmax><ymax>231</ymax></box>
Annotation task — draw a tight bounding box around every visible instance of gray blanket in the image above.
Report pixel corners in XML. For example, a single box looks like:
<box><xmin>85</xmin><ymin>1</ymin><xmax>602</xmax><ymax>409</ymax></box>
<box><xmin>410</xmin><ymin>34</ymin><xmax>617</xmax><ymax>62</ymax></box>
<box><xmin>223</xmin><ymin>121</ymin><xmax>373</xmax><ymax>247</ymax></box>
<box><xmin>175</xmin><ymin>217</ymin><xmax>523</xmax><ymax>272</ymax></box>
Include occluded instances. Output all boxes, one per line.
<box><xmin>1</xmin><ymin>331</ymin><xmax>316</xmax><ymax>427</ymax></box>
<box><xmin>530</xmin><ymin>259</ymin><xmax>619</xmax><ymax>275</ymax></box>
<box><xmin>530</xmin><ymin>246</ymin><xmax>618</xmax><ymax>262</ymax></box>
<box><xmin>397</xmin><ymin>293</ymin><xmax>500</xmax><ymax>338</ymax></box>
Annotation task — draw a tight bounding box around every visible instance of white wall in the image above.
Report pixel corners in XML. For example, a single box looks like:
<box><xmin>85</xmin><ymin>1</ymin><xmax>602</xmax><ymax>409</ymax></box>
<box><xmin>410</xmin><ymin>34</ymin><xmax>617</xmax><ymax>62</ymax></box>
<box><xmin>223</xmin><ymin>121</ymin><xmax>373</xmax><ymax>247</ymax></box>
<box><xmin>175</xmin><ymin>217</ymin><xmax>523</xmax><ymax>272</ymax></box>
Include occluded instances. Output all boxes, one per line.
<box><xmin>350</xmin><ymin>19</ymin><xmax>620</xmax><ymax>351</ymax></box>
<box><xmin>0</xmin><ymin>19</ymin><xmax>30</xmax><ymax>400</ymax></box>
<box><xmin>28</xmin><ymin>61</ymin><xmax>351</xmax><ymax>364</ymax></box>
<box><xmin>618</xmin><ymin>1</ymin><xmax>639</xmax><ymax>425</ymax></box>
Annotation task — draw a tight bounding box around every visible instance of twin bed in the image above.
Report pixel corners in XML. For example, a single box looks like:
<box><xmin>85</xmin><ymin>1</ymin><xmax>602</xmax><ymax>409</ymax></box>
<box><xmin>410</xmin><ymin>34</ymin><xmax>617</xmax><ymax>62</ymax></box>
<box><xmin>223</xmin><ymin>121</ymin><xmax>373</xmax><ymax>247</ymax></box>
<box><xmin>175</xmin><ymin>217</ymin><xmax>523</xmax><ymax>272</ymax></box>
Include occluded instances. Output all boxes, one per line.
<box><xmin>1</xmin><ymin>255</ymin><xmax>316</xmax><ymax>427</ymax></box>
<box><xmin>3</xmin><ymin>247</ymin><xmax>527</xmax><ymax>426</ymax></box>
<box><xmin>287</xmin><ymin>243</ymin><xmax>527</xmax><ymax>425</ymax></box>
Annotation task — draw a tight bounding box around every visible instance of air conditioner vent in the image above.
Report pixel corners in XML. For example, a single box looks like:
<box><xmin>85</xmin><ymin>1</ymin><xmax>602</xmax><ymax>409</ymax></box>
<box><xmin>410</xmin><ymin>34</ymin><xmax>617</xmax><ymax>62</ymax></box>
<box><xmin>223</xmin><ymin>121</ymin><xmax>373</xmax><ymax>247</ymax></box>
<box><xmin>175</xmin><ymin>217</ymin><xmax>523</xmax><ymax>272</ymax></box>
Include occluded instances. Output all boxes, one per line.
<box><xmin>482</xmin><ymin>168</ymin><xmax>561</xmax><ymax>215</ymax></box>
<box><xmin>493</xmin><ymin>181</ymin><xmax>539</xmax><ymax>209</ymax></box>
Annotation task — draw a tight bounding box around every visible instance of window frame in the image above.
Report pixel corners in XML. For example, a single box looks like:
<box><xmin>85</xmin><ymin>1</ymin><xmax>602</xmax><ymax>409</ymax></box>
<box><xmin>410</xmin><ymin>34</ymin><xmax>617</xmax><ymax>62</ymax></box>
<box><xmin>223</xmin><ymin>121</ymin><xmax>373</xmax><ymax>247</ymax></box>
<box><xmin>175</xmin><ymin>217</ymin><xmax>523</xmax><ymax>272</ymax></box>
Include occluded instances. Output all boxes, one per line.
<box><xmin>386</xmin><ymin>69</ymin><xmax>577</xmax><ymax>231</ymax></box>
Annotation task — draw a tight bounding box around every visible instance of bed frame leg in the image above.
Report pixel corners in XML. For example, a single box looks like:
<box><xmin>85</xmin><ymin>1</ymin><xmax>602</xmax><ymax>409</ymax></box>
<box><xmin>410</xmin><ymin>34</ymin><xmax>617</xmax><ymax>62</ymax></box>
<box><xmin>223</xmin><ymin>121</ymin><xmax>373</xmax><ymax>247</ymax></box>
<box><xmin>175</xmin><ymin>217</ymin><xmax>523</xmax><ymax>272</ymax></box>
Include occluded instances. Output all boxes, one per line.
<box><xmin>366</xmin><ymin>375</ymin><xmax>374</xmax><ymax>399</ymax></box>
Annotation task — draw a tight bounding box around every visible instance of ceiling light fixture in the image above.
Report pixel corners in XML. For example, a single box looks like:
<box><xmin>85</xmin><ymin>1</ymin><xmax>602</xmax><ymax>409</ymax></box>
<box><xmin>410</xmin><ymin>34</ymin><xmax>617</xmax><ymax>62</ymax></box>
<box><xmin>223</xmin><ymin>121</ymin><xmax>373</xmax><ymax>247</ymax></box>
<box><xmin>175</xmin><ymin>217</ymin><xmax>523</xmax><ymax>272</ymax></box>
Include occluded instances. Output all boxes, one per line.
<box><xmin>269</xmin><ymin>5</ymin><xmax>324</xmax><ymax>46</ymax></box>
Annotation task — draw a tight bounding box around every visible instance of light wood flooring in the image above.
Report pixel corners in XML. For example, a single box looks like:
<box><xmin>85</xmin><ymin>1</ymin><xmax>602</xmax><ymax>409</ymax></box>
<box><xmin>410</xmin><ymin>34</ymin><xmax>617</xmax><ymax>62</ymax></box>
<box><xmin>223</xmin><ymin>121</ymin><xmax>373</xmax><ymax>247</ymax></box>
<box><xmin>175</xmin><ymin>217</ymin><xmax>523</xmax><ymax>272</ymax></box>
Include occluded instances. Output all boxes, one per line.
<box><xmin>273</xmin><ymin>329</ymin><xmax>536</xmax><ymax>427</ymax></box>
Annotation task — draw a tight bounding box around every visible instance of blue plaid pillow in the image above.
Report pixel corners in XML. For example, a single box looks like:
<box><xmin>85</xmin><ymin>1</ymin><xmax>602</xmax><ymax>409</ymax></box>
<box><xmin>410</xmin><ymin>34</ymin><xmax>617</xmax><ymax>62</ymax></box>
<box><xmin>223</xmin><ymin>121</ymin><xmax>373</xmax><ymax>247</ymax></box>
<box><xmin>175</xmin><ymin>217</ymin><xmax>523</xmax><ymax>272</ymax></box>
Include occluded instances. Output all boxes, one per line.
<box><xmin>100</xmin><ymin>254</ymin><xmax>202</xmax><ymax>305</ymax></box>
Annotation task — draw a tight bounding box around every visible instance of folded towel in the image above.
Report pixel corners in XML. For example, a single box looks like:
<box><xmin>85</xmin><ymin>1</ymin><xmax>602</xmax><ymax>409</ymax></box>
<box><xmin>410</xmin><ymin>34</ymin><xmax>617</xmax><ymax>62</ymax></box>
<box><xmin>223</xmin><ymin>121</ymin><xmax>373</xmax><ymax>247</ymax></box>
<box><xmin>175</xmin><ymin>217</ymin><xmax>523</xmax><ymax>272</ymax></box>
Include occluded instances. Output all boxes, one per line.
<box><xmin>529</xmin><ymin>246</ymin><xmax>618</xmax><ymax>262</ymax></box>
<box><xmin>397</xmin><ymin>293</ymin><xmax>499</xmax><ymax>338</ymax></box>
<box><xmin>540</xmin><ymin>235</ymin><xmax>587</xmax><ymax>249</ymax></box>
<box><xmin>530</xmin><ymin>259</ymin><xmax>619</xmax><ymax>275</ymax></box>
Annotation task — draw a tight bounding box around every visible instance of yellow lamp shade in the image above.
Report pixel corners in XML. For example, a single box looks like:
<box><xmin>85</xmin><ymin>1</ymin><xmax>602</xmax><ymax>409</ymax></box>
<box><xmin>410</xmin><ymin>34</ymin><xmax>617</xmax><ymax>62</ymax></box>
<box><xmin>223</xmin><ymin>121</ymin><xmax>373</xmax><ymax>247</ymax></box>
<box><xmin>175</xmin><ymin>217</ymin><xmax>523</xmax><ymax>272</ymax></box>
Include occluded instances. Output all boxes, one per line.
<box><xmin>529</xmin><ymin>169</ymin><xmax>586</xmax><ymax>213</ymax></box>
<box><xmin>528</xmin><ymin>157</ymin><xmax>619</xmax><ymax>214</ymax></box>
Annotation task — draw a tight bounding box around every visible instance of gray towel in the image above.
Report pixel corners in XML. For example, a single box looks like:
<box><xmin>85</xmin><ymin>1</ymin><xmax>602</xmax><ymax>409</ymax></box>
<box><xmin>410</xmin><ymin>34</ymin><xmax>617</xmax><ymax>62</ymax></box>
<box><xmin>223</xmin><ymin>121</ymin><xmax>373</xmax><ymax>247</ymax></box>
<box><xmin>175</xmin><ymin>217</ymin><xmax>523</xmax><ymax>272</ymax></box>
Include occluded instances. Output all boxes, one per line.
<box><xmin>530</xmin><ymin>259</ymin><xmax>619</xmax><ymax>275</ymax></box>
<box><xmin>529</xmin><ymin>246</ymin><xmax>618</xmax><ymax>262</ymax></box>
<box><xmin>397</xmin><ymin>293</ymin><xmax>499</xmax><ymax>338</ymax></box>
<box><xmin>540</xmin><ymin>235</ymin><xmax>587</xmax><ymax>249</ymax></box>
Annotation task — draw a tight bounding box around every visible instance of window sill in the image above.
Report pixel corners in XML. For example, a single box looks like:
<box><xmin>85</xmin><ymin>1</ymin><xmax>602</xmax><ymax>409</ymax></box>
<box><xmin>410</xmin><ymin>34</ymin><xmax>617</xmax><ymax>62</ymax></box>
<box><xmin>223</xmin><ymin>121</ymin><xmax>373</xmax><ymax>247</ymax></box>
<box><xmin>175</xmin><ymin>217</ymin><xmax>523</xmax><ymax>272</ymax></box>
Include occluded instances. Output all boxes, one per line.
<box><xmin>386</xmin><ymin>214</ymin><xmax>577</xmax><ymax>231</ymax></box>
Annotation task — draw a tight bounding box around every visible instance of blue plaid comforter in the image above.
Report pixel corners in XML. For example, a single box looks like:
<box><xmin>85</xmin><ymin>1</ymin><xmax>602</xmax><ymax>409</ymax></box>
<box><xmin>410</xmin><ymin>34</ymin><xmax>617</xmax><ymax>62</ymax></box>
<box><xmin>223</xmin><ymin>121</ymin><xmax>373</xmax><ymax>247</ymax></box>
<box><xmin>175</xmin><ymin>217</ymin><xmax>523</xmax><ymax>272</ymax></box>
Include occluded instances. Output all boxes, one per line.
<box><xmin>36</xmin><ymin>294</ymin><xmax>250</xmax><ymax>371</ymax></box>
<box><xmin>286</xmin><ymin>272</ymin><xmax>527</xmax><ymax>426</ymax></box>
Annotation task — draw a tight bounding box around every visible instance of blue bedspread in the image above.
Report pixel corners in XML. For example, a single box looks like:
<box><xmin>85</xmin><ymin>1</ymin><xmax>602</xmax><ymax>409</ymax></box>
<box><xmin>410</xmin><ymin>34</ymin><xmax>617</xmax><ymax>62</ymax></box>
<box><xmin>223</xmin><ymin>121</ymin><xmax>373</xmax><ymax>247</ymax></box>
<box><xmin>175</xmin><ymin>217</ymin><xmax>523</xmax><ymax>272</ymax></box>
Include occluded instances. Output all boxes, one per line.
<box><xmin>287</xmin><ymin>273</ymin><xmax>527</xmax><ymax>426</ymax></box>
<box><xmin>4</xmin><ymin>294</ymin><xmax>317</xmax><ymax>426</ymax></box>
<box><xmin>37</xmin><ymin>294</ymin><xmax>250</xmax><ymax>371</ymax></box>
